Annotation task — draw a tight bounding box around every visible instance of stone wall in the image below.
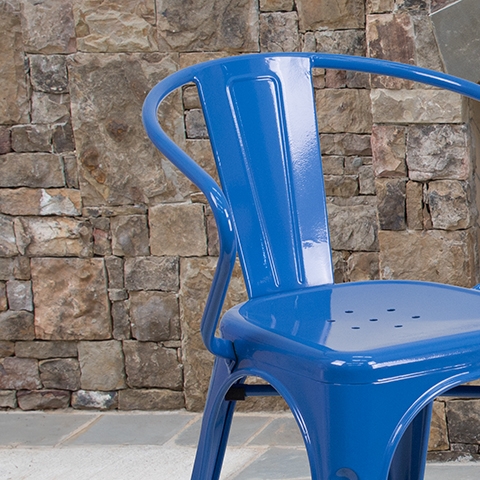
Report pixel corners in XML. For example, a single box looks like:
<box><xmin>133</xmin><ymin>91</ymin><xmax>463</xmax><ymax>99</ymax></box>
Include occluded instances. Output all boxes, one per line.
<box><xmin>1</xmin><ymin>0</ymin><xmax>479</xmax><ymax>458</ymax></box>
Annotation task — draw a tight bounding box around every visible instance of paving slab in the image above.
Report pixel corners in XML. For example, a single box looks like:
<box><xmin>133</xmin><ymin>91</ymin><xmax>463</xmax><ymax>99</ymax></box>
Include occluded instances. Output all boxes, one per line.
<box><xmin>0</xmin><ymin>410</ymin><xmax>479</xmax><ymax>479</ymax></box>
<box><xmin>64</xmin><ymin>411</ymin><xmax>194</xmax><ymax>446</ymax></box>
<box><xmin>0</xmin><ymin>412</ymin><xmax>98</xmax><ymax>446</ymax></box>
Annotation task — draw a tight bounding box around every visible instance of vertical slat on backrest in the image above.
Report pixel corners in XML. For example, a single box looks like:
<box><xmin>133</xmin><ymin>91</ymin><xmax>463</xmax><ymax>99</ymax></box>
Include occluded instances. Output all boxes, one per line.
<box><xmin>196</xmin><ymin>55</ymin><xmax>333</xmax><ymax>298</ymax></box>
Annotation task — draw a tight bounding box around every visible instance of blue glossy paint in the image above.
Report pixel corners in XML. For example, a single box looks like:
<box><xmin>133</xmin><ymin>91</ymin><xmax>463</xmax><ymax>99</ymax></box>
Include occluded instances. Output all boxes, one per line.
<box><xmin>142</xmin><ymin>53</ymin><xmax>480</xmax><ymax>480</ymax></box>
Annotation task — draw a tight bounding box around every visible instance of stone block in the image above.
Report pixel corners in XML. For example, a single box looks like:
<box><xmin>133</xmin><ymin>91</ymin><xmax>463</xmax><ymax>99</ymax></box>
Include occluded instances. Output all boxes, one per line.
<box><xmin>73</xmin><ymin>0</ymin><xmax>157</xmax><ymax>53</ymax></box>
<box><xmin>428</xmin><ymin>400</ymin><xmax>449</xmax><ymax>451</ymax></box>
<box><xmin>376</xmin><ymin>179</ymin><xmax>406</xmax><ymax>230</ymax></box>
<box><xmin>259</xmin><ymin>12</ymin><xmax>300</xmax><ymax>52</ymax></box>
<box><xmin>69</xmin><ymin>53</ymin><xmax>188</xmax><ymax>205</ymax></box>
<box><xmin>11</xmin><ymin>125</ymin><xmax>52</xmax><ymax>153</ymax></box>
<box><xmin>406</xmin><ymin>181</ymin><xmax>424</xmax><ymax>230</ymax></box>
<box><xmin>327</xmin><ymin>198</ymin><xmax>378</xmax><ymax>251</ymax></box>
<box><xmin>39</xmin><ymin>358</ymin><xmax>81</xmax><ymax>390</ymax></box>
<box><xmin>185</xmin><ymin>109</ymin><xmax>208</xmax><ymax>139</ymax></box>
<box><xmin>110</xmin><ymin>215</ymin><xmax>150</xmax><ymax>257</ymax></box>
<box><xmin>17</xmin><ymin>390</ymin><xmax>70</xmax><ymax>410</ymax></box>
<box><xmin>5</xmin><ymin>188</ymin><xmax>81</xmax><ymax>218</ymax></box>
<box><xmin>427</xmin><ymin>180</ymin><xmax>474</xmax><ymax>230</ymax></box>
<box><xmin>0</xmin><ymin>153</ymin><xmax>64</xmax><ymax>188</ymax></box>
<box><xmin>108</xmin><ymin>289</ymin><xmax>127</xmax><ymax>302</ymax></box>
<box><xmin>0</xmin><ymin>259</ymin><xmax>15</xmax><ymax>281</ymax></box>
<box><xmin>302</xmin><ymin>31</ymin><xmax>317</xmax><ymax>53</ymax></box>
<box><xmin>157</xmin><ymin>0</ymin><xmax>259</xmax><ymax>52</ymax></box>
<box><xmin>71</xmin><ymin>389</ymin><xmax>118</xmax><ymax>409</ymax></box>
<box><xmin>20</xmin><ymin>0</ymin><xmax>76</xmax><ymax>53</ymax></box>
<box><xmin>346</xmin><ymin>252</ymin><xmax>380</xmax><ymax>281</ymax></box>
<box><xmin>179</xmin><ymin>53</ymin><xmax>231</xmax><ymax>72</ymax></box>
<box><xmin>13</xmin><ymin>256</ymin><xmax>30</xmax><ymax>281</ymax></box>
<box><xmin>371</xmin><ymin>125</ymin><xmax>406</xmax><ymax>178</ymax></box>
<box><xmin>105</xmin><ymin>256</ymin><xmax>124</xmax><ymax>289</ymax></box>
<box><xmin>0</xmin><ymin>311</ymin><xmax>35</xmax><ymax>341</ymax></box>
<box><xmin>63</xmin><ymin>154</ymin><xmax>79</xmax><ymax>189</ymax></box>
<box><xmin>180</xmin><ymin>257</ymin><xmax>246</xmax><ymax>410</ymax></box>
<box><xmin>6</xmin><ymin>280</ymin><xmax>33</xmax><ymax>311</ymax></box>
<box><xmin>118</xmin><ymin>388</ymin><xmax>184</xmax><ymax>410</ymax></box>
<box><xmin>92</xmin><ymin>217</ymin><xmax>111</xmax><ymax>256</ymax></box>
<box><xmin>406</xmin><ymin>125</ymin><xmax>471</xmax><ymax>181</ymax></box>
<box><xmin>367</xmin><ymin>14</ymin><xmax>415</xmax><ymax>88</ymax></box>
<box><xmin>184</xmin><ymin>139</ymin><xmax>218</xmax><ymax>183</ymax></box>
<box><xmin>31</xmin><ymin>258</ymin><xmax>111</xmax><ymax>340</ymax></box>
<box><xmin>15</xmin><ymin>341</ymin><xmax>77</xmax><ymax>359</ymax></box>
<box><xmin>0</xmin><ymin>357</ymin><xmax>41</xmax><ymax>390</ymax></box>
<box><xmin>29</xmin><ymin>54</ymin><xmax>69</xmax><ymax>93</ymax></box>
<box><xmin>0</xmin><ymin>215</ymin><xmax>17</xmax><ymax>257</ymax></box>
<box><xmin>149</xmin><ymin>203</ymin><xmax>207</xmax><ymax>256</ymax></box>
<box><xmin>31</xmin><ymin>92</ymin><xmax>71</xmax><ymax>124</ymax></box>
<box><xmin>315</xmin><ymin>29</ymin><xmax>366</xmax><ymax>56</ymax></box>
<box><xmin>331</xmin><ymin>250</ymin><xmax>346</xmax><ymax>283</ymax></box>
<box><xmin>320</xmin><ymin>134</ymin><xmax>372</xmax><ymax>156</ymax></box>
<box><xmin>123</xmin><ymin>341</ymin><xmax>183</xmax><ymax>390</ymax></box>
<box><xmin>183</xmin><ymin>86</ymin><xmax>201</xmax><ymax>110</ymax></box>
<box><xmin>446</xmin><ymin>400</ymin><xmax>480</xmax><ymax>445</ymax></box>
<box><xmin>0</xmin><ymin>341</ymin><xmax>14</xmax><ymax>357</ymax></box>
<box><xmin>125</xmin><ymin>256</ymin><xmax>178</xmax><ymax>291</ymax></box>
<box><xmin>379</xmin><ymin>229</ymin><xmax>476</xmax><ymax>287</ymax></box>
<box><xmin>0</xmin><ymin>283</ymin><xmax>5</xmax><ymax>312</ymax></box>
<box><xmin>52</xmin><ymin>123</ymin><xmax>75</xmax><ymax>153</ymax></box>
<box><xmin>324</xmin><ymin>175</ymin><xmax>359</xmax><ymax>197</ymax></box>
<box><xmin>14</xmin><ymin>217</ymin><xmax>92</xmax><ymax>257</ymax></box>
<box><xmin>260</xmin><ymin>0</ymin><xmax>294</xmax><ymax>11</ymax></box>
<box><xmin>371</xmin><ymin>89</ymin><xmax>464</xmax><ymax>125</ymax></box>
<box><xmin>0</xmin><ymin>390</ymin><xmax>16</xmax><ymax>408</ymax></box>
<box><xmin>322</xmin><ymin>156</ymin><xmax>344</xmax><ymax>175</ymax></box>
<box><xmin>367</xmin><ymin>0</ymin><xmax>394</xmax><ymax>13</ymax></box>
<box><xmin>316</xmin><ymin>89</ymin><xmax>372</xmax><ymax>134</ymax></box>
<box><xmin>0</xmin><ymin>1</ymin><xmax>29</xmax><ymax>124</ymax></box>
<box><xmin>296</xmin><ymin>0</ymin><xmax>365</xmax><ymax>31</ymax></box>
<box><xmin>130</xmin><ymin>291</ymin><xmax>180</xmax><ymax>342</ymax></box>
<box><xmin>111</xmin><ymin>301</ymin><xmax>131</xmax><ymax>340</ymax></box>
<box><xmin>359</xmin><ymin>165</ymin><xmax>376</xmax><ymax>195</ymax></box>
<box><xmin>412</xmin><ymin>14</ymin><xmax>444</xmax><ymax>72</ymax></box>
<box><xmin>325</xmin><ymin>69</ymin><xmax>369</xmax><ymax>89</ymax></box>
<box><xmin>206</xmin><ymin>214</ymin><xmax>219</xmax><ymax>256</ymax></box>
<box><xmin>0</xmin><ymin>126</ymin><xmax>11</xmax><ymax>154</ymax></box>
<box><xmin>78</xmin><ymin>340</ymin><xmax>126</xmax><ymax>390</ymax></box>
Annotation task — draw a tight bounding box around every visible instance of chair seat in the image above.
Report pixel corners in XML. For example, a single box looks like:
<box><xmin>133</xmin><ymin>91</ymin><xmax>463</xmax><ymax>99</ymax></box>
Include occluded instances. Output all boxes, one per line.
<box><xmin>221</xmin><ymin>280</ymin><xmax>480</xmax><ymax>384</ymax></box>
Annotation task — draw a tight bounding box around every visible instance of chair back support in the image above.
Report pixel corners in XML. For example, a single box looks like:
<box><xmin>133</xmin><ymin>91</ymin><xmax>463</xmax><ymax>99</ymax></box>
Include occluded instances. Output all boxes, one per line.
<box><xmin>195</xmin><ymin>56</ymin><xmax>332</xmax><ymax>298</ymax></box>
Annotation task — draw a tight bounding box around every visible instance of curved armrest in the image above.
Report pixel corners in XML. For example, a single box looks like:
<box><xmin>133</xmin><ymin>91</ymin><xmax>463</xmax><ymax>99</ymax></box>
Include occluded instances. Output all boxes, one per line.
<box><xmin>142</xmin><ymin>69</ymin><xmax>237</xmax><ymax>360</ymax></box>
<box><xmin>310</xmin><ymin>53</ymin><xmax>480</xmax><ymax>102</ymax></box>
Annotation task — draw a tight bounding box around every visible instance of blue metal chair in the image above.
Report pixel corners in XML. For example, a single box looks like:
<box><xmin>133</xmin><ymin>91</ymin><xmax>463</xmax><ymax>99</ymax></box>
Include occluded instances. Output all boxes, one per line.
<box><xmin>143</xmin><ymin>53</ymin><xmax>480</xmax><ymax>480</ymax></box>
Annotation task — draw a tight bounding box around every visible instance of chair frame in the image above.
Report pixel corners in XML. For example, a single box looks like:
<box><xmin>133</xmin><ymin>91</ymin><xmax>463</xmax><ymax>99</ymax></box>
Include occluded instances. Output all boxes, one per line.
<box><xmin>143</xmin><ymin>53</ymin><xmax>480</xmax><ymax>480</ymax></box>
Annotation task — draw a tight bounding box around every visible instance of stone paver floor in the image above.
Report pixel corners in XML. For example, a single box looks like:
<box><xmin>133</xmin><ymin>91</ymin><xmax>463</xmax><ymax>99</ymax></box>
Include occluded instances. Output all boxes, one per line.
<box><xmin>0</xmin><ymin>410</ymin><xmax>478</xmax><ymax>479</ymax></box>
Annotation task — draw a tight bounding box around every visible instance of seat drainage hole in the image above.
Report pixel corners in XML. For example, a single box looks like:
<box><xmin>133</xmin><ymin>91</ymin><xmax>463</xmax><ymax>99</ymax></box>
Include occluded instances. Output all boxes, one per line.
<box><xmin>345</xmin><ymin>310</ymin><xmax>354</xmax><ymax>314</ymax></box>
<box><xmin>387</xmin><ymin>308</ymin><xmax>396</xmax><ymax>312</ymax></box>
<box><xmin>412</xmin><ymin>315</ymin><xmax>420</xmax><ymax>319</ymax></box>
<box><xmin>352</xmin><ymin>326</ymin><xmax>360</xmax><ymax>330</ymax></box>
<box><xmin>369</xmin><ymin>318</ymin><xmax>378</xmax><ymax>322</ymax></box>
<box><xmin>394</xmin><ymin>325</ymin><xmax>403</xmax><ymax>328</ymax></box>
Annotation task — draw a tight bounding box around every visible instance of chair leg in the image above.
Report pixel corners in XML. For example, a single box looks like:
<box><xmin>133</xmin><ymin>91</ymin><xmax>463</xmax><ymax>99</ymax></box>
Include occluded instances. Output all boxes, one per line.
<box><xmin>190</xmin><ymin>357</ymin><xmax>238</xmax><ymax>480</ymax></box>
<box><xmin>388</xmin><ymin>402</ymin><xmax>432</xmax><ymax>480</ymax></box>
<box><xmin>260</xmin><ymin>366</ymin><xmax>430</xmax><ymax>480</ymax></box>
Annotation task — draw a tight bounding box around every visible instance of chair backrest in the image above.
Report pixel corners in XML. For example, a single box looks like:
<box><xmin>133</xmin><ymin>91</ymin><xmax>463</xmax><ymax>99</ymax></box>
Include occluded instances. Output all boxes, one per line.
<box><xmin>195</xmin><ymin>55</ymin><xmax>332</xmax><ymax>298</ymax></box>
<box><xmin>145</xmin><ymin>53</ymin><xmax>480</xmax><ymax>300</ymax></box>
